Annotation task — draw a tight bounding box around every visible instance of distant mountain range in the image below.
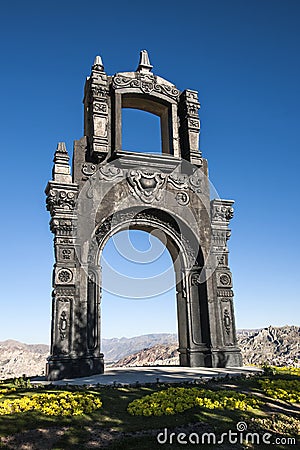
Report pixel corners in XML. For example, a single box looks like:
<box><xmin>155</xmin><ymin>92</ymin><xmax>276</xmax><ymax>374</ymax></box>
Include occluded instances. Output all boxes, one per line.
<box><xmin>102</xmin><ymin>333</ymin><xmax>178</xmax><ymax>362</ymax></box>
<box><xmin>0</xmin><ymin>326</ymin><xmax>298</xmax><ymax>379</ymax></box>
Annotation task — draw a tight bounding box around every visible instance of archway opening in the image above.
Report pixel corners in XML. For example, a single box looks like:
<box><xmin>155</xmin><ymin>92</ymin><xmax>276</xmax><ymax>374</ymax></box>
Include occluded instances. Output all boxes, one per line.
<box><xmin>100</xmin><ymin>229</ymin><xmax>179</xmax><ymax>366</ymax></box>
<box><xmin>122</xmin><ymin>108</ymin><xmax>162</xmax><ymax>154</ymax></box>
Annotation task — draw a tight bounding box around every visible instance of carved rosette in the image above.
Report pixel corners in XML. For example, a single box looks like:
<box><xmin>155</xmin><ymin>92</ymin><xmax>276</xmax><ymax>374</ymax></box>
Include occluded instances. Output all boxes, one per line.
<box><xmin>56</xmin><ymin>268</ymin><xmax>74</xmax><ymax>285</ymax></box>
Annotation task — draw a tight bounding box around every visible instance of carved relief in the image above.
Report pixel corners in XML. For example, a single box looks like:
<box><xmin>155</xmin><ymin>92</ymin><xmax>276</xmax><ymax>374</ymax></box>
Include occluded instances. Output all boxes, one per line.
<box><xmin>218</xmin><ymin>290</ymin><xmax>234</xmax><ymax>297</ymax></box>
<box><xmin>217</xmin><ymin>255</ymin><xmax>226</xmax><ymax>266</ymax></box>
<box><xmin>112</xmin><ymin>73</ymin><xmax>180</xmax><ymax>100</ymax></box>
<box><xmin>223</xmin><ymin>308</ymin><xmax>231</xmax><ymax>334</ymax></box>
<box><xmin>189</xmin><ymin>173</ymin><xmax>202</xmax><ymax>193</ymax></box>
<box><xmin>50</xmin><ymin>219</ymin><xmax>75</xmax><ymax>236</ymax></box>
<box><xmin>212</xmin><ymin>204</ymin><xmax>234</xmax><ymax>222</ymax></box>
<box><xmin>46</xmin><ymin>189</ymin><xmax>77</xmax><ymax>213</ymax></box>
<box><xmin>167</xmin><ymin>172</ymin><xmax>202</xmax><ymax>194</ymax></box>
<box><xmin>168</xmin><ymin>173</ymin><xmax>189</xmax><ymax>189</ymax></box>
<box><xmin>82</xmin><ymin>163</ymin><xmax>97</xmax><ymax>177</ymax></box>
<box><xmin>219</xmin><ymin>273</ymin><xmax>231</xmax><ymax>286</ymax></box>
<box><xmin>191</xmin><ymin>272</ymin><xmax>201</xmax><ymax>286</ymax></box>
<box><xmin>127</xmin><ymin>170</ymin><xmax>167</xmax><ymax>203</ymax></box>
<box><xmin>93</xmin><ymin>102</ymin><xmax>107</xmax><ymax>113</ymax></box>
<box><xmin>57</xmin><ymin>268</ymin><xmax>73</xmax><ymax>284</ymax></box>
<box><xmin>53</xmin><ymin>287</ymin><xmax>75</xmax><ymax>297</ymax></box>
<box><xmin>59</xmin><ymin>248</ymin><xmax>75</xmax><ymax>261</ymax></box>
<box><xmin>91</xmin><ymin>86</ymin><xmax>109</xmax><ymax>98</ymax></box>
<box><xmin>176</xmin><ymin>191</ymin><xmax>189</xmax><ymax>206</ymax></box>
<box><xmin>99</xmin><ymin>165</ymin><xmax>123</xmax><ymax>181</ymax></box>
<box><xmin>188</xmin><ymin>118</ymin><xmax>200</xmax><ymax>130</ymax></box>
<box><xmin>59</xmin><ymin>311</ymin><xmax>68</xmax><ymax>340</ymax></box>
<box><xmin>217</xmin><ymin>272</ymin><xmax>232</xmax><ymax>289</ymax></box>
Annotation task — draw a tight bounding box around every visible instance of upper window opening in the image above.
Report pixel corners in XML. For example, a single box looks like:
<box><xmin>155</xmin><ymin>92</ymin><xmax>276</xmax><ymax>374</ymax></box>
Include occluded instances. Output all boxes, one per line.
<box><xmin>122</xmin><ymin>108</ymin><xmax>162</xmax><ymax>154</ymax></box>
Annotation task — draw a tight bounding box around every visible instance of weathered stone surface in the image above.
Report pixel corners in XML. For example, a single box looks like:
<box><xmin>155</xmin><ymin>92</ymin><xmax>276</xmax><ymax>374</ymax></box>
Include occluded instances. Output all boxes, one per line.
<box><xmin>45</xmin><ymin>50</ymin><xmax>242</xmax><ymax>380</ymax></box>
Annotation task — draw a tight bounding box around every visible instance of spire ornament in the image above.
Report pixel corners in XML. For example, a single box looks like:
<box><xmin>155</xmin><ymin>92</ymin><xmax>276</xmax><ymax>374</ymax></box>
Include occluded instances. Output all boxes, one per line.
<box><xmin>136</xmin><ymin>49</ymin><xmax>153</xmax><ymax>73</ymax></box>
<box><xmin>92</xmin><ymin>55</ymin><xmax>104</xmax><ymax>71</ymax></box>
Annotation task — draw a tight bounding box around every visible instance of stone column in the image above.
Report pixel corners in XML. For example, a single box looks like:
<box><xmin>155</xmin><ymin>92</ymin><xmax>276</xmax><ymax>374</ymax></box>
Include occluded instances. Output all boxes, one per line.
<box><xmin>178</xmin><ymin>89</ymin><xmax>202</xmax><ymax>166</ymax></box>
<box><xmin>83</xmin><ymin>56</ymin><xmax>110</xmax><ymax>160</ymax></box>
<box><xmin>209</xmin><ymin>199</ymin><xmax>243</xmax><ymax>367</ymax></box>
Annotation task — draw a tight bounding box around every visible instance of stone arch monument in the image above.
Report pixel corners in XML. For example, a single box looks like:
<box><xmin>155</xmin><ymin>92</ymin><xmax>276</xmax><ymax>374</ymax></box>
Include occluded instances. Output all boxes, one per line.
<box><xmin>45</xmin><ymin>51</ymin><xmax>242</xmax><ymax>380</ymax></box>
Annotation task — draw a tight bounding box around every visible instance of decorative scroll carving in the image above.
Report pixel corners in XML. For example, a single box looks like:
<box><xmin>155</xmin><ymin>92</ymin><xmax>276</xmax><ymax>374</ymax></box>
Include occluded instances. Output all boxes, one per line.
<box><xmin>112</xmin><ymin>73</ymin><xmax>180</xmax><ymax>100</ymax></box>
<box><xmin>59</xmin><ymin>248</ymin><xmax>75</xmax><ymax>261</ymax></box>
<box><xmin>82</xmin><ymin>163</ymin><xmax>97</xmax><ymax>177</ymax></box>
<box><xmin>127</xmin><ymin>170</ymin><xmax>167</xmax><ymax>203</ymax></box>
<box><xmin>99</xmin><ymin>165</ymin><xmax>123</xmax><ymax>181</ymax></box>
<box><xmin>223</xmin><ymin>308</ymin><xmax>231</xmax><ymax>334</ymax></box>
<box><xmin>176</xmin><ymin>191</ymin><xmax>189</xmax><ymax>206</ymax></box>
<box><xmin>167</xmin><ymin>173</ymin><xmax>189</xmax><ymax>189</ymax></box>
<box><xmin>189</xmin><ymin>173</ymin><xmax>202</xmax><ymax>193</ymax></box>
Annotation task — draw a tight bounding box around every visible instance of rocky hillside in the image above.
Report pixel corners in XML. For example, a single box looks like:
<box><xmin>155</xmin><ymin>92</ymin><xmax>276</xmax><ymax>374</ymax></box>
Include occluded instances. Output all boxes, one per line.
<box><xmin>112</xmin><ymin>343</ymin><xmax>179</xmax><ymax>367</ymax></box>
<box><xmin>102</xmin><ymin>333</ymin><xmax>178</xmax><ymax>362</ymax></box>
<box><xmin>239</xmin><ymin>325</ymin><xmax>299</xmax><ymax>366</ymax></box>
<box><xmin>0</xmin><ymin>340</ymin><xmax>48</xmax><ymax>380</ymax></box>
<box><xmin>113</xmin><ymin>326</ymin><xmax>299</xmax><ymax>368</ymax></box>
<box><xmin>0</xmin><ymin>326</ymin><xmax>298</xmax><ymax>379</ymax></box>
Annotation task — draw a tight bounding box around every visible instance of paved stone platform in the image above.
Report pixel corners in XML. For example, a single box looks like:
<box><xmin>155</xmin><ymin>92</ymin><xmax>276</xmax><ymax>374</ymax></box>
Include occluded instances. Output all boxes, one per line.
<box><xmin>32</xmin><ymin>366</ymin><xmax>262</xmax><ymax>386</ymax></box>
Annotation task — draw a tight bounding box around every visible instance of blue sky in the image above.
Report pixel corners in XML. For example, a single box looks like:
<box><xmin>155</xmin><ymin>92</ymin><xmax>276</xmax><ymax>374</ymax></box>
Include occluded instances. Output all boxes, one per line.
<box><xmin>0</xmin><ymin>0</ymin><xmax>299</xmax><ymax>343</ymax></box>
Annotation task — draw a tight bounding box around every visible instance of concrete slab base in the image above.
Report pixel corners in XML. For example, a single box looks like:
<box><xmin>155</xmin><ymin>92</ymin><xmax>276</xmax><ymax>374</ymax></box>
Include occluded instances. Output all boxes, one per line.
<box><xmin>32</xmin><ymin>366</ymin><xmax>262</xmax><ymax>386</ymax></box>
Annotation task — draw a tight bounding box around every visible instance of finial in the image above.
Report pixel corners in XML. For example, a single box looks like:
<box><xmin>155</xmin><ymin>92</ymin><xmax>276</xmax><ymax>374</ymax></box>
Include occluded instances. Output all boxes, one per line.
<box><xmin>56</xmin><ymin>142</ymin><xmax>67</xmax><ymax>153</ymax></box>
<box><xmin>137</xmin><ymin>50</ymin><xmax>153</xmax><ymax>72</ymax></box>
<box><xmin>92</xmin><ymin>55</ymin><xmax>104</xmax><ymax>71</ymax></box>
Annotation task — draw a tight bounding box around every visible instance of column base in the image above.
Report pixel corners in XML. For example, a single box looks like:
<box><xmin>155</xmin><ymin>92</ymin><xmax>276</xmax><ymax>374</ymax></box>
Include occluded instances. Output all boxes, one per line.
<box><xmin>179</xmin><ymin>347</ymin><xmax>212</xmax><ymax>367</ymax></box>
<box><xmin>46</xmin><ymin>354</ymin><xmax>104</xmax><ymax>381</ymax></box>
<box><xmin>211</xmin><ymin>347</ymin><xmax>243</xmax><ymax>368</ymax></box>
<box><xmin>179</xmin><ymin>346</ymin><xmax>243</xmax><ymax>368</ymax></box>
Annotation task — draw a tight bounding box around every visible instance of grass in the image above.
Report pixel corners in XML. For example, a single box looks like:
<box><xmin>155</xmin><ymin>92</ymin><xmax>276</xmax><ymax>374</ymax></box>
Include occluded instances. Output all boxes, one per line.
<box><xmin>0</xmin><ymin>368</ymin><xmax>299</xmax><ymax>449</ymax></box>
